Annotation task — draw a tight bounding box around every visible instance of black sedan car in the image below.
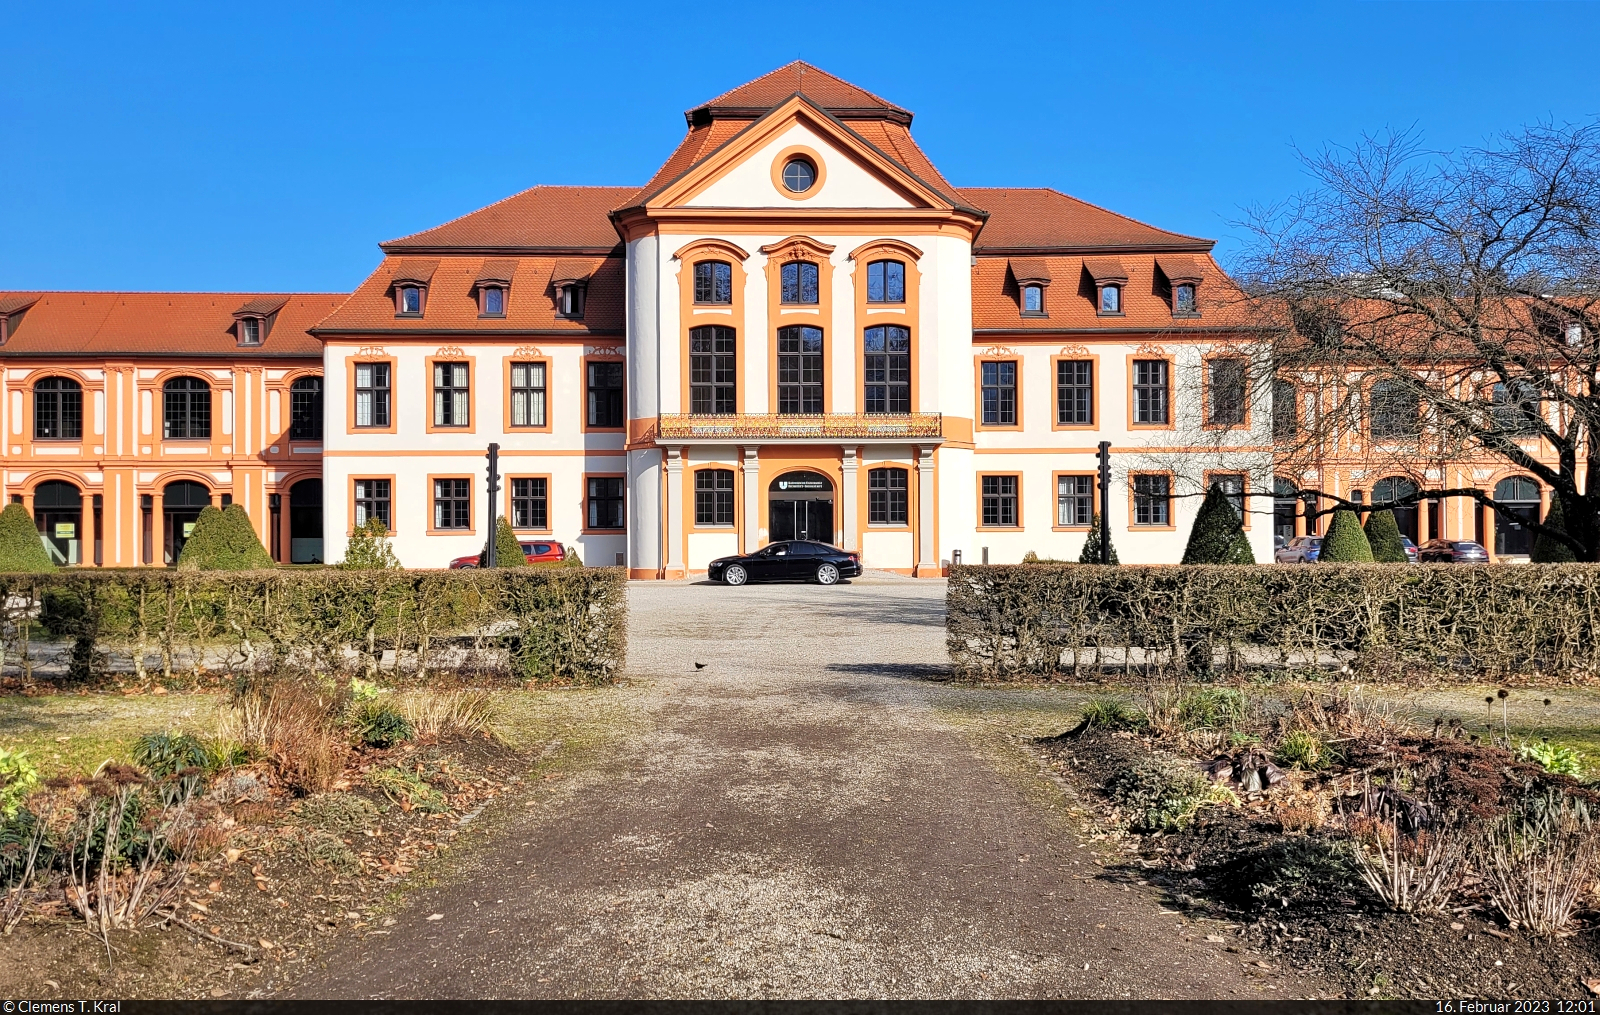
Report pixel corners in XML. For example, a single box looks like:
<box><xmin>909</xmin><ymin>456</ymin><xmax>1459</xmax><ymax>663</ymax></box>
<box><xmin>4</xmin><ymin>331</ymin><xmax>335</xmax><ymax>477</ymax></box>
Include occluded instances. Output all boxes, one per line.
<box><xmin>1417</xmin><ymin>539</ymin><xmax>1491</xmax><ymax>563</ymax></box>
<box><xmin>707</xmin><ymin>541</ymin><xmax>862</xmax><ymax>586</ymax></box>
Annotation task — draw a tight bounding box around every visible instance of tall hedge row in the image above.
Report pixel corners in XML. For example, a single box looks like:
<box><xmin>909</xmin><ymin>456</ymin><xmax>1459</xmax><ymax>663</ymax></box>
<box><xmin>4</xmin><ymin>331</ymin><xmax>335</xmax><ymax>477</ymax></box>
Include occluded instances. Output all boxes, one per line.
<box><xmin>947</xmin><ymin>563</ymin><xmax>1600</xmax><ymax>682</ymax></box>
<box><xmin>2</xmin><ymin>567</ymin><xmax>627</xmax><ymax>685</ymax></box>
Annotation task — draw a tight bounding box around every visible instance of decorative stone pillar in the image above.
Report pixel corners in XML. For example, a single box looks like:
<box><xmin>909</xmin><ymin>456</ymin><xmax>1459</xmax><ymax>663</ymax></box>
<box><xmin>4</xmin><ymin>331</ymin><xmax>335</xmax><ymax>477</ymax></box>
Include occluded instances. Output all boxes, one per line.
<box><xmin>665</xmin><ymin>447</ymin><xmax>684</xmax><ymax>579</ymax></box>
<box><xmin>914</xmin><ymin>446</ymin><xmax>936</xmax><ymax>575</ymax></box>
<box><xmin>742</xmin><ymin>446</ymin><xmax>761</xmax><ymax>552</ymax></box>
<box><xmin>840</xmin><ymin>447</ymin><xmax>859</xmax><ymax>551</ymax></box>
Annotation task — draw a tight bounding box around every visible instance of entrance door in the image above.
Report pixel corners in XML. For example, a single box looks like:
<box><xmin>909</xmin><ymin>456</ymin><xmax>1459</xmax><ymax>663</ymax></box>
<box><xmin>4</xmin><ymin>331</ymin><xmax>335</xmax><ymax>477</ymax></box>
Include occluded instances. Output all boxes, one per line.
<box><xmin>289</xmin><ymin>478</ymin><xmax>324</xmax><ymax>563</ymax></box>
<box><xmin>1493</xmin><ymin>476</ymin><xmax>1541</xmax><ymax>556</ymax></box>
<box><xmin>768</xmin><ymin>471</ymin><xmax>834</xmax><ymax>544</ymax></box>
<box><xmin>33</xmin><ymin>481</ymin><xmax>82</xmax><ymax>565</ymax></box>
<box><xmin>1273</xmin><ymin>477</ymin><xmax>1298</xmax><ymax>544</ymax></box>
<box><xmin>162</xmin><ymin>481</ymin><xmax>211</xmax><ymax>564</ymax></box>
<box><xmin>1373</xmin><ymin>477</ymin><xmax>1420</xmax><ymax>543</ymax></box>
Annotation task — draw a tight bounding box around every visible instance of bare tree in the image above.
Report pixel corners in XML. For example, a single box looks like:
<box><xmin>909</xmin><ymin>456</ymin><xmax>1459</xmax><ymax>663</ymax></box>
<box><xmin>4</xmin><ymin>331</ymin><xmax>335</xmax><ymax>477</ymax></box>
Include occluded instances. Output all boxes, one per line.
<box><xmin>1238</xmin><ymin>123</ymin><xmax>1600</xmax><ymax>558</ymax></box>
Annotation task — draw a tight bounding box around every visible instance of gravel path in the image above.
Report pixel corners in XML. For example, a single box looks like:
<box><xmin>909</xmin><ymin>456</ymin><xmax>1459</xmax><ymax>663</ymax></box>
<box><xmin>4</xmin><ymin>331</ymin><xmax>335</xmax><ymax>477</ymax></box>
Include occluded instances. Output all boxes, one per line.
<box><xmin>291</xmin><ymin>576</ymin><xmax>1320</xmax><ymax>999</ymax></box>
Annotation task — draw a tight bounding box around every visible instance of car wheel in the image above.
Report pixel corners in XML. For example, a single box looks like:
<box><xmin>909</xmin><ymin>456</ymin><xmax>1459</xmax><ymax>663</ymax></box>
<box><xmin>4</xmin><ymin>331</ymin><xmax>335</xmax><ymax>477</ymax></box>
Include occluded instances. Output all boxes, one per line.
<box><xmin>458</xmin><ymin>563</ymin><xmax>477</xmax><ymax>570</ymax></box>
<box><xmin>723</xmin><ymin>564</ymin><xmax>748</xmax><ymax>586</ymax></box>
<box><xmin>815</xmin><ymin>563</ymin><xmax>840</xmax><ymax>585</ymax></box>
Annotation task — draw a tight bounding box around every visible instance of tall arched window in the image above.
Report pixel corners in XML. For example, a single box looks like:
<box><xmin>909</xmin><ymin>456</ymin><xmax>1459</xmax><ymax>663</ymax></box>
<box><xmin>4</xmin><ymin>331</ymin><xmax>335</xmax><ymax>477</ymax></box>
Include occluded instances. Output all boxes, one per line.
<box><xmin>689</xmin><ymin>326</ymin><xmax>736</xmax><ymax>414</ymax></box>
<box><xmin>163</xmin><ymin>377</ymin><xmax>211</xmax><ymax>440</ymax></box>
<box><xmin>1369</xmin><ymin>380</ymin><xmax>1420</xmax><ymax>439</ymax></box>
<box><xmin>289</xmin><ymin>377</ymin><xmax>323</xmax><ymax>441</ymax></box>
<box><xmin>863</xmin><ymin>326</ymin><xmax>910</xmax><ymax>414</ymax></box>
<box><xmin>34</xmin><ymin>377</ymin><xmax>82</xmax><ymax>440</ymax></box>
<box><xmin>777</xmin><ymin>326</ymin><xmax>823</xmax><ymax>414</ymax></box>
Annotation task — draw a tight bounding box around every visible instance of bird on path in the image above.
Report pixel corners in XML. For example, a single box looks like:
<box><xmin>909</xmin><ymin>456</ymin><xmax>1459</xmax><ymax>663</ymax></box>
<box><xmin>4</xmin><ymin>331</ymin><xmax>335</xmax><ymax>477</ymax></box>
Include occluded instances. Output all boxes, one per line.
<box><xmin>694</xmin><ymin>661</ymin><xmax>706</xmax><ymax>670</ymax></box>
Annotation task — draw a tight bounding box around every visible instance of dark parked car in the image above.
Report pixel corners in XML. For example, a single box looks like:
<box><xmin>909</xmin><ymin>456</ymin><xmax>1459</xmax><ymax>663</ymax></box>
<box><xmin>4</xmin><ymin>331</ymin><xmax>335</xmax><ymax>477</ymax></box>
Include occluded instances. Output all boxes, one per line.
<box><xmin>1400</xmin><ymin>536</ymin><xmax>1420</xmax><ymax>563</ymax></box>
<box><xmin>449</xmin><ymin>540</ymin><xmax>566</xmax><ymax>569</ymax></box>
<box><xmin>1417</xmin><ymin>539</ymin><xmax>1490</xmax><ymax>563</ymax></box>
<box><xmin>707</xmin><ymin>540</ymin><xmax>862</xmax><ymax>586</ymax></box>
<box><xmin>1275</xmin><ymin>535</ymin><xmax>1322</xmax><ymax>564</ymax></box>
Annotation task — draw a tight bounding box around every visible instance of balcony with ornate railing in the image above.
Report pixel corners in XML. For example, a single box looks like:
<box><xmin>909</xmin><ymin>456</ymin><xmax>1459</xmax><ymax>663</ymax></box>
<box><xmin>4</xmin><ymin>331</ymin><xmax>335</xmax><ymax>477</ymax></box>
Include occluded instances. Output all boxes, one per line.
<box><xmin>654</xmin><ymin>413</ymin><xmax>943</xmax><ymax>443</ymax></box>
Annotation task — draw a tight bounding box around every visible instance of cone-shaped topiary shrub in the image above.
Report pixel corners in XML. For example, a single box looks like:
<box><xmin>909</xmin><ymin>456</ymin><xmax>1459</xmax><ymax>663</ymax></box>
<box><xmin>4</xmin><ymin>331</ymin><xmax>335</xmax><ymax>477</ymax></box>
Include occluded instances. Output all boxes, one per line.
<box><xmin>1318</xmin><ymin>508</ymin><xmax>1374</xmax><ymax>562</ymax></box>
<box><xmin>340</xmin><ymin>516</ymin><xmax>401</xmax><ymax>570</ymax></box>
<box><xmin>1533</xmin><ymin>495</ymin><xmax>1579</xmax><ymax>563</ymax></box>
<box><xmin>485</xmin><ymin>515</ymin><xmax>527</xmax><ymax>567</ymax></box>
<box><xmin>1182</xmin><ymin>484</ymin><xmax>1255</xmax><ymax>564</ymax></box>
<box><xmin>1078</xmin><ymin>514</ymin><xmax>1120</xmax><ymax>564</ymax></box>
<box><xmin>0</xmin><ymin>502</ymin><xmax>55</xmax><ymax>573</ymax></box>
<box><xmin>1363</xmin><ymin>509</ymin><xmax>1409</xmax><ymax>563</ymax></box>
<box><xmin>177</xmin><ymin>504</ymin><xmax>274</xmax><ymax>570</ymax></box>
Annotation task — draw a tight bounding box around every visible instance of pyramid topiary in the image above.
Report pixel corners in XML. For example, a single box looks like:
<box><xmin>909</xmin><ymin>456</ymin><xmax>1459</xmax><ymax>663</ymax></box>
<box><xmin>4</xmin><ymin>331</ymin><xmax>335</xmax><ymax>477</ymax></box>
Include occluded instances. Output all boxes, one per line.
<box><xmin>1318</xmin><ymin>509</ymin><xmax>1374</xmax><ymax>562</ymax></box>
<box><xmin>1363</xmin><ymin>509</ymin><xmax>1409</xmax><ymax>563</ymax></box>
<box><xmin>177</xmin><ymin>504</ymin><xmax>274</xmax><ymax>570</ymax></box>
<box><xmin>1532</xmin><ymin>495</ymin><xmax>1579</xmax><ymax>563</ymax></box>
<box><xmin>339</xmin><ymin>516</ymin><xmax>401</xmax><ymax>570</ymax></box>
<box><xmin>1182</xmin><ymin>484</ymin><xmax>1255</xmax><ymax>564</ymax></box>
<box><xmin>0</xmin><ymin>502</ymin><xmax>55</xmax><ymax>572</ymax></box>
<box><xmin>1078</xmin><ymin>514</ymin><xmax>1120</xmax><ymax>565</ymax></box>
<box><xmin>485</xmin><ymin>515</ymin><xmax>526</xmax><ymax>567</ymax></box>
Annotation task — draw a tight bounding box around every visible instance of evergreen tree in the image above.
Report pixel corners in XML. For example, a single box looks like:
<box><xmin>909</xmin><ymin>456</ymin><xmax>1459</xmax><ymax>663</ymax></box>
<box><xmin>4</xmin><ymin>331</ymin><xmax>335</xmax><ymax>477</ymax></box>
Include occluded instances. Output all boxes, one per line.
<box><xmin>1363</xmin><ymin>509</ymin><xmax>1409</xmax><ymax>563</ymax></box>
<box><xmin>340</xmin><ymin>516</ymin><xmax>401</xmax><ymax>570</ymax></box>
<box><xmin>485</xmin><ymin>515</ymin><xmax>527</xmax><ymax>567</ymax></box>
<box><xmin>1532</xmin><ymin>494</ymin><xmax>1579</xmax><ymax>563</ymax></box>
<box><xmin>1318</xmin><ymin>509</ymin><xmax>1375</xmax><ymax>562</ymax></box>
<box><xmin>0</xmin><ymin>503</ymin><xmax>55</xmax><ymax>573</ymax></box>
<box><xmin>1078</xmin><ymin>514</ymin><xmax>1120</xmax><ymax>564</ymax></box>
<box><xmin>178</xmin><ymin>504</ymin><xmax>274</xmax><ymax>570</ymax></box>
<box><xmin>1182</xmin><ymin>484</ymin><xmax>1254</xmax><ymax>564</ymax></box>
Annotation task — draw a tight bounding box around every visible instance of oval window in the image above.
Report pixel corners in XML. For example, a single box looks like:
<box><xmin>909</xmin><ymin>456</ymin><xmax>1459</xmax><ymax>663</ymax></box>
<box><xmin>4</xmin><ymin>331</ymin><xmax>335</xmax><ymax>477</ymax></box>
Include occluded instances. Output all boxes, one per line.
<box><xmin>782</xmin><ymin>157</ymin><xmax>816</xmax><ymax>194</ymax></box>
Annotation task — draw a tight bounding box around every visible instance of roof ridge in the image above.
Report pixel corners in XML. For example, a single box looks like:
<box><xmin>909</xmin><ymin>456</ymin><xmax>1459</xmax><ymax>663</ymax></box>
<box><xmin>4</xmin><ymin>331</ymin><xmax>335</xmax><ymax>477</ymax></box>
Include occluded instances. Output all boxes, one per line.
<box><xmin>0</xmin><ymin>290</ymin><xmax>347</xmax><ymax>298</ymax></box>
<box><xmin>688</xmin><ymin>61</ymin><xmax>909</xmax><ymax>119</ymax></box>
<box><xmin>960</xmin><ymin>186</ymin><xmax>1210</xmax><ymax>245</ymax></box>
<box><xmin>382</xmin><ymin>185</ymin><xmax>639</xmax><ymax>248</ymax></box>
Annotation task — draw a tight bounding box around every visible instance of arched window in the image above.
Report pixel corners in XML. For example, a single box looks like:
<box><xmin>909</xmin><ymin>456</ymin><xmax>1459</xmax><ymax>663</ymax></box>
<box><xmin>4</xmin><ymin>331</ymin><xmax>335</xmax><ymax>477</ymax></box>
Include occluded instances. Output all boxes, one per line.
<box><xmin>1273</xmin><ymin>477</ymin><xmax>1299</xmax><ymax>543</ymax></box>
<box><xmin>780</xmin><ymin>261</ymin><xmax>819</xmax><ymax>304</ymax></box>
<box><xmin>34</xmin><ymin>377</ymin><xmax>82</xmax><ymax>440</ymax></box>
<box><xmin>163</xmin><ymin>377</ymin><xmax>211</xmax><ymax>440</ymax></box>
<box><xmin>863</xmin><ymin>326</ymin><xmax>910</xmax><ymax>414</ymax></box>
<box><xmin>289</xmin><ymin>377</ymin><xmax>323</xmax><ymax>441</ymax></box>
<box><xmin>689</xmin><ymin>326</ymin><xmax>736</xmax><ymax>414</ymax></box>
<box><xmin>1492</xmin><ymin>379</ymin><xmax>1542</xmax><ymax>435</ymax></box>
<box><xmin>1272</xmin><ymin>379</ymin><xmax>1298</xmax><ymax>440</ymax></box>
<box><xmin>866</xmin><ymin>260</ymin><xmax>905</xmax><ymax>303</ymax></box>
<box><xmin>1022</xmin><ymin>285</ymin><xmax>1044</xmax><ymax>314</ymax></box>
<box><xmin>1492</xmin><ymin>476</ymin><xmax>1542</xmax><ymax>556</ymax></box>
<box><xmin>33</xmin><ymin>480</ymin><xmax>82</xmax><ymax>565</ymax></box>
<box><xmin>868</xmin><ymin>467</ymin><xmax>908</xmax><ymax>525</ymax></box>
<box><xmin>694</xmin><ymin>469</ymin><xmax>735</xmax><ymax>526</ymax></box>
<box><xmin>777</xmin><ymin>326</ymin><xmax>823</xmax><ymax>414</ymax></box>
<box><xmin>1373</xmin><ymin>476</ymin><xmax>1421</xmax><ymax>542</ymax></box>
<box><xmin>1099</xmin><ymin>284</ymin><xmax>1121</xmax><ymax>314</ymax></box>
<box><xmin>1369</xmin><ymin>380</ymin><xmax>1419</xmax><ymax>439</ymax></box>
<box><xmin>1174</xmin><ymin>283</ymin><xmax>1197</xmax><ymax>315</ymax></box>
<box><xmin>693</xmin><ymin>261</ymin><xmax>732</xmax><ymax>304</ymax></box>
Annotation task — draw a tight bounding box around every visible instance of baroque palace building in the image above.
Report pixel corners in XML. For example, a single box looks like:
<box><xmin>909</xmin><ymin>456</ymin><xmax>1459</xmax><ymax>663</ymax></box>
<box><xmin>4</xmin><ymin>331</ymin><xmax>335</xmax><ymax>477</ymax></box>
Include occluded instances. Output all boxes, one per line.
<box><xmin>0</xmin><ymin>64</ymin><xmax>1285</xmax><ymax>574</ymax></box>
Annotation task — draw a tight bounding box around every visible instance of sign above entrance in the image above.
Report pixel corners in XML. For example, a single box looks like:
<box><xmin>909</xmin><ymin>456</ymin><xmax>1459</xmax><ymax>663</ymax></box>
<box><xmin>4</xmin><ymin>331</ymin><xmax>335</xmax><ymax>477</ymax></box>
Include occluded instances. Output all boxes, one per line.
<box><xmin>775</xmin><ymin>473</ymin><xmax>829</xmax><ymax>492</ymax></box>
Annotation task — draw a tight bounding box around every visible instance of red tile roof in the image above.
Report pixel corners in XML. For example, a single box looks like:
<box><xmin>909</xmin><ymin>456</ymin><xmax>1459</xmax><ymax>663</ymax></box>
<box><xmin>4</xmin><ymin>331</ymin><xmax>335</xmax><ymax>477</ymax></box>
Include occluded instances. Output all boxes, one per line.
<box><xmin>381</xmin><ymin>186</ymin><xmax>635</xmax><ymax>254</ymax></box>
<box><xmin>959</xmin><ymin>188</ymin><xmax>1212</xmax><ymax>253</ymax></box>
<box><xmin>314</xmin><ymin>256</ymin><xmax>622</xmax><ymax>336</ymax></box>
<box><xmin>971</xmin><ymin>254</ymin><xmax>1250</xmax><ymax>333</ymax></box>
<box><xmin>687</xmin><ymin>62</ymin><xmax>911</xmax><ymax>125</ymax></box>
<box><xmin>0</xmin><ymin>292</ymin><xmax>340</xmax><ymax>358</ymax></box>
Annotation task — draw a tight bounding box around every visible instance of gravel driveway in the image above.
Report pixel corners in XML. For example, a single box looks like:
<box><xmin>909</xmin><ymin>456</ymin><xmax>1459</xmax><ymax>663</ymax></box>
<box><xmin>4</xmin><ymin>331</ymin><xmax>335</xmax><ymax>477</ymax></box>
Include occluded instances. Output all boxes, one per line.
<box><xmin>291</xmin><ymin>575</ymin><xmax>1319</xmax><ymax>999</ymax></box>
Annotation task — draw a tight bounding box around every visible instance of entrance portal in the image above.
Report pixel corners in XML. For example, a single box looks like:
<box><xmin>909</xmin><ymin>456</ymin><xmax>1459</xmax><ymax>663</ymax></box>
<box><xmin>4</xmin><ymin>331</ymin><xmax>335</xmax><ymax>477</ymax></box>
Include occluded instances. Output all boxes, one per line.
<box><xmin>34</xmin><ymin>481</ymin><xmax>82</xmax><ymax>565</ymax></box>
<box><xmin>769</xmin><ymin>471</ymin><xmax>834</xmax><ymax>544</ymax></box>
<box><xmin>290</xmin><ymin>478</ymin><xmax>324</xmax><ymax>563</ymax></box>
<box><xmin>162</xmin><ymin>480</ymin><xmax>211</xmax><ymax>564</ymax></box>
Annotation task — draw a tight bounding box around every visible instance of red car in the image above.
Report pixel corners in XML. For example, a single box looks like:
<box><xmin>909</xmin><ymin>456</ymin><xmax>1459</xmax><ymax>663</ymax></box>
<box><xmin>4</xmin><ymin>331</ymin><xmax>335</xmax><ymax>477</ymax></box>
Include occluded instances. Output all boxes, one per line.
<box><xmin>448</xmin><ymin>540</ymin><xmax>566</xmax><ymax>569</ymax></box>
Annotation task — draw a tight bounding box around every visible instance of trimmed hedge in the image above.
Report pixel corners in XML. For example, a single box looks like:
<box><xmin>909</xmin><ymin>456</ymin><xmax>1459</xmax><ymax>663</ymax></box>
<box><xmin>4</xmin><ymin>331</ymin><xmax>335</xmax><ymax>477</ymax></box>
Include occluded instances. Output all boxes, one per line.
<box><xmin>1363</xmin><ymin>510</ymin><xmax>1408</xmax><ymax>563</ymax></box>
<box><xmin>0</xmin><ymin>503</ymin><xmax>54</xmax><ymax>573</ymax></box>
<box><xmin>1181</xmin><ymin>484</ymin><xmax>1253</xmax><ymax>565</ymax></box>
<box><xmin>947</xmin><ymin>563</ymin><xmax>1600</xmax><ymax>682</ymax></box>
<box><xmin>1319</xmin><ymin>509</ymin><xmax>1374</xmax><ymax>562</ymax></box>
<box><xmin>5</xmin><ymin>567</ymin><xmax>627</xmax><ymax>685</ymax></box>
<box><xmin>177</xmin><ymin>504</ymin><xmax>274</xmax><ymax>570</ymax></box>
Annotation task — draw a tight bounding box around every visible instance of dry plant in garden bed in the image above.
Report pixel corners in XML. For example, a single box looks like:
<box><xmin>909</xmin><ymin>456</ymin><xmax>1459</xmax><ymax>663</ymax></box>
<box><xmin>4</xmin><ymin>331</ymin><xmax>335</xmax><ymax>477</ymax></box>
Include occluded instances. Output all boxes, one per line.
<box><xmin>1033</xmin><ymin>687</ymin><xmax>1600</xmax><ymax>999</ymax></box>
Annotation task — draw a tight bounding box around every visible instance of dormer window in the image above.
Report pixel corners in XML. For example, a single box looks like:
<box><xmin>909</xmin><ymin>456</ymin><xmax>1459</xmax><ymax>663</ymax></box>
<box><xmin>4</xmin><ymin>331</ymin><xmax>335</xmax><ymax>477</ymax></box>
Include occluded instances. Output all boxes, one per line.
<box><xmin>390</xmin><ymin>259</ymin><xmax>437</xmax><ymax>318</ymax></box>
<box><xmin>239</xmin><ymin>317</ymin><xmax>262</xmax><ymax>346</ymax></box>
<box><xmin>400</xmin><ymin>286</ymin><xmax>422</xmax><ymax>315</ymax></box>
<box><xmin>1099</xmin><ymin>285</ymin><xmax>1121</xmax><ymax>314</ymax></box>
<box><xmin>473</xmin><ymin>258</ymin><xmax>517</xmax><ymax>319</ymax></box>
<box><xmin>780</xmin><ymin>261</ymin><xmax>819</xmax><ymax>304</ymax></box>
<box><xmin>231</xmin><ymin>296</ymin><xmax>286</xmax><ymax>347</ymax></box>
<box><xmin>1082</xmin><ymin>258</ymin><xmax>1128</xmax><ymax>318</ymax></box>
<box><xmin>556</xmin><ymin>284</ymin><xmax>586</xmax><ymax>319</ymax></box>
<box><xmin>482</xmin><ymin>287</ymin><xmax>504</xmax><ymax>316</ymax></box>
<box><xmin>1022</xmin><ymin>285</ymin><xmax>1044</xmax><ymax>314</ymax></box>
<box><xmin>1007</xmin><ymin>258</ymin><xmax>1051</xmax><ymax>317</ymax></box>
<box><xmin>1174</xmin><ymin>284</ymin><xmax>1196</xmax><ymax>315</ymax></box>
<box><xmin>1156</xmin><ymin>255</ymin><xmax>1204</xmax><ymax>318</ymax></box>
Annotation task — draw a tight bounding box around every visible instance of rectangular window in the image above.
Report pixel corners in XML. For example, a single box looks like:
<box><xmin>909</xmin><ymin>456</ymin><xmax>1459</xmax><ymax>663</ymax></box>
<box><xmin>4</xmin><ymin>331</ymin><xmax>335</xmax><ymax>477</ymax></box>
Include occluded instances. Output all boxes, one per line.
<box><xmin>587</xmin><ymin>361</ymin><xmax>624</xmax><ymax>428</ymax></box>
<box><xmin>981</xmin><ymin>360</ymin><xmax>1017</xmax><ymax>426</ymax></box>
<box><xmin>694</xmin><ymin>469</ymin><xmax>735</xmax><ymax>526</ymax></box>
<box><xmin>1133</xmin><ymin>474</ymin><xmax>1171</xmax><ymax>526</ymax></box>
<box><xmin>432</xmin><ymin>478</ymin><xmax>471</xmax><ymax>530</ymax></box>
<box><xmin>289</xmin><ymin>378</ymin><xmax>322</xmax><ymax>441</ymax></box>
<box><xmin>483</xmin><ymin>287</ymin><xmax>505</xmax><ymax>315</ymax></box>
<box><xmin>689</xmin><ymin>327</ymin><xmax>737</xmax><ymax>414</ymax></box>
<box><xmin>587</xmin><ymin>477</ymin><xmax>625</xmax><ymax>529</ymax></box>
<box><xmin>693</xmin><ymin>261</ymin><xmax>732</xmax><ymax>304</ymax></box>
<box><xmin>1208</xmin><ymin>357</ymin><xmax>1247</xmax><ymax>426</ymax></box>
<box><xmin>780</xmin><ymin>261</ymin><xmax>819</xmax><ymax>304</ymax></box>
<box><xmin>1056</xmin><ymin>359</ymin><xmax>1093</xmax><ymax>425</ymax></box>
<box><xmin>1211</xmin><ymin>473</ymin><xmax>1246</xmax><ymax>521</ymax></box>
<box><xmin>1057</xmin><ymin>475</ymin><xmax>1093</xmax><ymax>527</ymax></box>
<box><xmin>1133</xmin><ymin>359</ymin><xmax>1169</xmax><ymax>425</ymax></box>
<box><xmin>432</xmin><ymin>362</ymin><xmax>469</xmax><ymax>427</ymax></box>
<box><xmin>981</xmin><ymin>475</ymin><xmax>1018</xmax><ymax>527</ymax></box>
<box><xmin>863</xmin><ymin>326</ymin><xmax>910</xmax><ymax>414</ymax></box>
<box><xmin>866</xmin><ymin>260</ymin><xmax>905</xmax><ymax>303</ymax></box>
<box><xmin>510</xmin><ymin>362</ymin><xmax>546</xmax><ymax>428</ymax></box>
<box><xmin>1272</xmin><ymin>379</ymin><xmax>1298</xmax><ymax>439</ymax></box>
<box><xmin>354</xmin><ymin>363</ymin><xmax>391</xmax><ymax>428</ymax></box>
<box><xmin>353</xmin><ymin>479</ymin><xmax>390</xmax><ymax>529</ymax></box>
<box><xmin>868</xmin><ymin>467</ymin><xmax>908</xmax><ymax>525</ymax></box>
<box><xmin>777</xmin><ymin>326</ymin><xmax>823</xmax><ymax>414</ymax></box>
<box><xmin>511</xmin><ymin>477</ymin><xmax>548</xmax><ymax>530</ymax></box>
<box><xmin>557</xmin><ymin>284</ymin><xmax>585</xmax><ymax>319</ymax></box>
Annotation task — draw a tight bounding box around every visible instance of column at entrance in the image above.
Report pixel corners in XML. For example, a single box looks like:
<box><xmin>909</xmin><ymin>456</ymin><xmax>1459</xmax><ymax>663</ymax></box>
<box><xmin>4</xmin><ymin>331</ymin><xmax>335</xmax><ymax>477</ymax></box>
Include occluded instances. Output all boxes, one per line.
<box><xmin>741</xmin><ymin>446</ymin><xmax>760</xmax><ymax>553</ymax></box>
<box><xmin>840</xmin><ymin>447</ymin><xmax>859</xmax><ymax>551</ymax></box>
<box><xmin>665</xmin><ymin>448</ymin><xmax>685</xmax><ymax>579</ymax></box>
<box><xmin>914</xmin><ymin>446</ymin><xmax>936</xmax><ymax>576</ymax></box>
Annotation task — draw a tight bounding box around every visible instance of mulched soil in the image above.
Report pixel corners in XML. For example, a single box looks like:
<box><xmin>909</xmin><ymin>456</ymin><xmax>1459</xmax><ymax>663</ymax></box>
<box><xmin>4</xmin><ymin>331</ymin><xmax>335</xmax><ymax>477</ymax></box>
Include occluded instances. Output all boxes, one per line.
<box><xmin>1034</xmin><ymin>728</ymin><xmax>1600</xmax><ymax>1000</ymax></box>
<box><xmin>0</xmin><ymin>735</ymin><xmax>535</xmax><ymax>999</ymax></box>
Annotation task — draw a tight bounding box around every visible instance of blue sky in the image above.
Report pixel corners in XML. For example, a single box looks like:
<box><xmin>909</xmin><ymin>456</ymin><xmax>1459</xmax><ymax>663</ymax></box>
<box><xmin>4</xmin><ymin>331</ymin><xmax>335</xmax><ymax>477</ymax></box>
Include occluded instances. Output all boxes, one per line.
<box><xmin>2</xmin><ymin>1</ymin><xmax>1597</xmax><ymax>293</ymax></box>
